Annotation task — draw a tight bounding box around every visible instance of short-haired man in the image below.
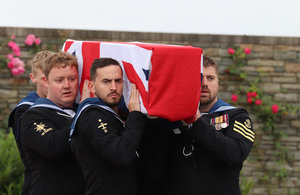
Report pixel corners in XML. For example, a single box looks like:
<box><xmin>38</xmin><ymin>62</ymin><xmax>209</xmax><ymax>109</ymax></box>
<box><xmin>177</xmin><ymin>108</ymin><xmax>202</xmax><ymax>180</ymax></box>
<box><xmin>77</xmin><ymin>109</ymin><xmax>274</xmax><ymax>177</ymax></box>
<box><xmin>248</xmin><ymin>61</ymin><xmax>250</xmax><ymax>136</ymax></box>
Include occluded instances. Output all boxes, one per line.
<box><xmin>163</xmin><ymin>55</ymin><xmax>254</xmax><ymax>195</ymax></box>
<box><xmin>8</xmin><ymin>50</ymin><xmax>53</xmax><ymax>195</ymax></box>
<box><xmin>20</xmin><ymin>51</ymin><xmax>84</xmax><ymax>195</ymax></box>
<box><xmin>71</xmin><ymin>58</ymin><xmax>146</xmax><ymax>195</ymax></box>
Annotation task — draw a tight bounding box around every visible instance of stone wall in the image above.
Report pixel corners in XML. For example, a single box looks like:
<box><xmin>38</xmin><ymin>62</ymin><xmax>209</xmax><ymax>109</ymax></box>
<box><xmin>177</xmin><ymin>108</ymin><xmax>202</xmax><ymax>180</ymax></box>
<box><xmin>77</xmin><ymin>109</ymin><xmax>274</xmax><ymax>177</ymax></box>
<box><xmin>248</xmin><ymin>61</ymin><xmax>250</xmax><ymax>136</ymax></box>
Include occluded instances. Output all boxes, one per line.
<box><xmin>0</xmin><ymin>27</ymin><xmax>299</xmax><ymax>194</ymax></box>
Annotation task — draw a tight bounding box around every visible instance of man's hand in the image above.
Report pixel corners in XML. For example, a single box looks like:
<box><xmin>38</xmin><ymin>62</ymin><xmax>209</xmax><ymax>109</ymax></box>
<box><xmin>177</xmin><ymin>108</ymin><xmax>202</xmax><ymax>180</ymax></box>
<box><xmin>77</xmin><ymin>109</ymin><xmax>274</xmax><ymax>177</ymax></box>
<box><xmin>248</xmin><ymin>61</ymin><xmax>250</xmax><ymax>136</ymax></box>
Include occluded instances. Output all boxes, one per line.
<box><xmin>80</xmin><ymin>80</ymin><xmax>90</xmax><ymax>102</ymax></box>
<box><xmin>128</xmin><ymin>84</ymin><xmax>141</xmax><ymax>112</ymax></box>
<box><xmin>182</xmin><ymin>108</ymin><xmax>201</xmax><ymax>124</ymax></box>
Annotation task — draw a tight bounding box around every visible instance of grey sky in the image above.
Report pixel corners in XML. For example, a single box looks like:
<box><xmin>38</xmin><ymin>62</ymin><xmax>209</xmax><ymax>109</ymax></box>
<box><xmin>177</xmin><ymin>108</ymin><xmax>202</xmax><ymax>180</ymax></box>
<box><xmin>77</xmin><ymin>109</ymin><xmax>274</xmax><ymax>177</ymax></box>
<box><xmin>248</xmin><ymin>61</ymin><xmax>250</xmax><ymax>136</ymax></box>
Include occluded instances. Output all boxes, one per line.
<box><xmin>1</xmin><ymin>0</ymin><xmax>300</xmax><ymax>37</ymax></box>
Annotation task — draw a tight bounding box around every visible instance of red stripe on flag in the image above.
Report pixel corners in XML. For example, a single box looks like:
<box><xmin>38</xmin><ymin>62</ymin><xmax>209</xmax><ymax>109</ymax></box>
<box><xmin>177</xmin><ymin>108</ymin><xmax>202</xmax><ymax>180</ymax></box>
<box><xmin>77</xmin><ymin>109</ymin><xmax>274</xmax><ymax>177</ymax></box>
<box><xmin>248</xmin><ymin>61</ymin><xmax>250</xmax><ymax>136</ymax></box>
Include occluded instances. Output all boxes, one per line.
<box><xmin>122</xmin><ymin>61</ymin><xmax>148</xmax><ymax>110</ymax></box>
<box><xmin>63</xmin><ymin>41</ymin><xmax>74</xmax><ymax>52</ymax></box>
<box><xmin>80</xmin><ymin>42</ymin><xmax>100</xmax><ymax>95</ymax></box>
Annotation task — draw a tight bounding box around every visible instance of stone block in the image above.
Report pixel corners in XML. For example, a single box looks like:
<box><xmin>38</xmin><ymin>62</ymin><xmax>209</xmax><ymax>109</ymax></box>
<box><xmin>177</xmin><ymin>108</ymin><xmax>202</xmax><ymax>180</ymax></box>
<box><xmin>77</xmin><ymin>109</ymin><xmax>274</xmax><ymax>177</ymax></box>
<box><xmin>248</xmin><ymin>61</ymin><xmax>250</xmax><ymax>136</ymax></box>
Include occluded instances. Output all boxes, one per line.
<box><xmin>257</xmin><ymin>51</ymin><xmax>274</xmax><ymax>59</ymax></box>
<box><xmin>251</xmin><ymin>187</ymin><xmax>267</xmax><ymax>195</ymax></box>
<box><xmin>0</xmin><ymin>89</ymin><xmax>18</xmax><ymax>98</ymax></box>
<box><xmin>204</xmin><ymin>48</ymin><xmax>219</xmax><ymax>56</ymax></box>
<box><xmin>248</xmin><ymin>59</ymin><xmax>284</xmax><ymax>66</ymax></box>
<box><xmin>274</xmin><ymin>93</ymin><xmax>298</xmax><ymax>102</ymax></box>
<box><xmin>256</xmin><ymin>66</ymin><xmax>274</xmax><ymax>72</ymax></box>
<box><xmin>283</xmin><ymin>177</ymin><xmax>300</xmax><ymax>188</ymax></box>
<box><xmin>274</xmin><ymin>66</ymin><xmax>285</xmax><ymax>72</ymax></box>
<box><xmin>272</xmin><ymin>77</ymin><xmax>296</xmax><ymax>83</ymax></box>
<box><xmin>275</xmin><ymin>45</ymin><xmax>300</xmax><ymax>51</ymax></box>
<box><xmin>281</xmin><ymin>136</ymin><xmax>300</xmax><ymax>142</ymax></box>
<box><xmin>282</xmin><ymin>84</ymin><xmax>300</xmax><ymax>90</ymax></box>
<box><xmin>274</xmin><ymin>51</ymin><xmax>297</xmax><ymax>60</ymax></box>
<box><xmin>283</xmin><ymin>128</ymin><xmax>297</xmax><ymax>136</ymax></box>
<box><xmin>253</xmin><ymin>45</ymin><xmax>274</xmax><ymax>52</ymax></box>
<box><xmin>272</xmin><ymin>188</ymin><xmax>288</xmax><ymax>195</ymax></box>
<box><xmin>293</xmin><ymin>162</ymin><xmax>300</xmax><ymax>173</ymax></box>
<box><xmin>294</xmin><ymin>151</ymin><xmax>300</xmax><ymax>161</ymax></box>
<box><xmin>261</xmin><ymin>83</ymin><xmax>280</xmax><ymax>92</ymax></box>
<box><xmin>0</xmin><ymin>78</ymin><xmax>15</xmax><ymax>86</ymax></box>
<box><xmin>285</xmin><ymin>63</ymin><xmax>300</xmax><ymax>72</ymax></box>
<box><xmin>291</xmin><ymin>120</ymin><xmax>300</xmax><ymax>128</ymax></box>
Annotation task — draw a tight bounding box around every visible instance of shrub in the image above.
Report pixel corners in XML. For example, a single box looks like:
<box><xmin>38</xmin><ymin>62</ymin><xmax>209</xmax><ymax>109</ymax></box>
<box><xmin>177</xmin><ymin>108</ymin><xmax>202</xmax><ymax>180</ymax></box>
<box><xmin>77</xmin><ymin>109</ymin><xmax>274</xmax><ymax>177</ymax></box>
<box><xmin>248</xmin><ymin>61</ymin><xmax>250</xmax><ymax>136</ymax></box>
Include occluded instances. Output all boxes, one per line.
<box><xmin>0</xmin><ymin>130</ymin><xmax>24</xmax><ymax>195</ymax></box>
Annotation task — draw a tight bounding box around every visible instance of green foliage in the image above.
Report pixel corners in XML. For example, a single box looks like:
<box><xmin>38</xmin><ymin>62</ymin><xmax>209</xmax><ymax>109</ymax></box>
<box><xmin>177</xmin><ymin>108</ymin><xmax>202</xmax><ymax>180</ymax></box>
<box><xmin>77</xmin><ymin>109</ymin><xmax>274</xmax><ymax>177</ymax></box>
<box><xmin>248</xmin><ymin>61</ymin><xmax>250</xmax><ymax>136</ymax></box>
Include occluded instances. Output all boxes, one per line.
<box><xmin>240</xmin><ymin>174</ymin><xmax>254</xmax><ymax>195</ymax></box>
<box><xmin>226</xmin><ymin>46</ymin><xmax>300</xmax><ymax>194</ymax></box>
<box><xmin>0</xmin><ymin>130</ymin><xmax>24</xmax><ymax>195</ymax></box>
<box><xmin>26</xmin><ymin>44</ymin><xmax>42</xmax><ymax>55</ymax></box>
<box><xmin>226</xmin><ymin>47</ymin><xmax>249</xmax><ymax>79</ymax></box>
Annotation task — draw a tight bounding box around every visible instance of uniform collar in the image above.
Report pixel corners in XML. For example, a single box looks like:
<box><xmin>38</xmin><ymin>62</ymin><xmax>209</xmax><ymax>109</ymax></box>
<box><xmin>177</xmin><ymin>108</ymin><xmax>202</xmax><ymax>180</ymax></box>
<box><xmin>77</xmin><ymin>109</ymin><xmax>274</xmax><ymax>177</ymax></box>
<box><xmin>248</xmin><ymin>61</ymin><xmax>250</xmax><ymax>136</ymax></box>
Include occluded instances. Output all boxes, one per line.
<box><xmin>208</xmin><ymin>99</ymin><xmax>236</xmax><ymax>114</ymax></box>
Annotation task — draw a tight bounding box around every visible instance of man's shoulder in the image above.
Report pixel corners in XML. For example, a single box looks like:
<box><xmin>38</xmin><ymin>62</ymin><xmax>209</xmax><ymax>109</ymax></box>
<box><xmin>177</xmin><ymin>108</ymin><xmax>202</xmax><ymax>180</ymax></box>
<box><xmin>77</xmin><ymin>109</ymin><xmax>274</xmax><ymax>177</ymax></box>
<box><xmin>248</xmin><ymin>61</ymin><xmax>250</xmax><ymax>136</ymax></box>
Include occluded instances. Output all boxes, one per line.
<box><xmin>81</xmin><ymin>105</ymin><xmax>110</xmax><ymax>115</ymax></box>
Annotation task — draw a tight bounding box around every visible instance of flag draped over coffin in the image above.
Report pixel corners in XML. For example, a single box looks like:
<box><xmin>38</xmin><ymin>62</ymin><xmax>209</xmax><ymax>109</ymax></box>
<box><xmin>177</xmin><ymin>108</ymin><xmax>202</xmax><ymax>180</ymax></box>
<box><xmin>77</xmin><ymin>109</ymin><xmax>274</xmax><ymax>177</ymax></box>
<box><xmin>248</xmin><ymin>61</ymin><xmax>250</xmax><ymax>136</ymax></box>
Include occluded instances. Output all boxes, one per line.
<box><xmin>62</xmin><ymin>40</ymin><xmax>203</xmax><ymax>121</ymax></box>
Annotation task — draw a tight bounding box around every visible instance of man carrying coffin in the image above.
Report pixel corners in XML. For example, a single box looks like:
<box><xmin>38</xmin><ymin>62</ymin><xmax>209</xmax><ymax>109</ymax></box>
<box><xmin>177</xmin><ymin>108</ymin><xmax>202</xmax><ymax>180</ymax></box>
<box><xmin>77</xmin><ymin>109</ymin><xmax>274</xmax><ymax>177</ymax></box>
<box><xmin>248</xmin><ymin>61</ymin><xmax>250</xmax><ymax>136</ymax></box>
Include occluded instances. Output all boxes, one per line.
<box><xmin>71</xmin><ymin>58</ymin><xmax>147</xmax><ymax>195</ymax></box>
<box><xmin>163</xmin><ymin>55</ymin><xmax>255</xmax><ymax>195</ymax></box>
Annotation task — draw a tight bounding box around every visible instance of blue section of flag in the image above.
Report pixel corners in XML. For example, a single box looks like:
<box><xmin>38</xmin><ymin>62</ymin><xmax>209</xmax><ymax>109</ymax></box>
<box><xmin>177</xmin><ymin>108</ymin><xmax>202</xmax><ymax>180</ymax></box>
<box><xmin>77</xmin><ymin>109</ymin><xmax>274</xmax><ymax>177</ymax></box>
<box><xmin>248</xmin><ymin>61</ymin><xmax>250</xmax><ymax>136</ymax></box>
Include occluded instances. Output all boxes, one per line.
<box><xmin>142</xmin><ymin>68</ymin><xmax>150</xmax><ymax>81</ymax></box>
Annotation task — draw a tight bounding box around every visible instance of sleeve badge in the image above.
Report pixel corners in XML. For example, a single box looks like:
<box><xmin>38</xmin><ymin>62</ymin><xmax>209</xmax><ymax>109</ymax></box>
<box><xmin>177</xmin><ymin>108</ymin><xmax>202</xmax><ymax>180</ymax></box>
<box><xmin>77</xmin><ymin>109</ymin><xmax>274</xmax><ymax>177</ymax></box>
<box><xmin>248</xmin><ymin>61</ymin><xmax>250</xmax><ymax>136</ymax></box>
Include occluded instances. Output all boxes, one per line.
<box><xmin>33</xmin><ymin>122</ymin><xmax>53</xmax><ymax>136</ymax></box>
<box><xmin>98</xmin><ymin>119</ymin><xmax>108</xmax><ymax>133</ymax></box>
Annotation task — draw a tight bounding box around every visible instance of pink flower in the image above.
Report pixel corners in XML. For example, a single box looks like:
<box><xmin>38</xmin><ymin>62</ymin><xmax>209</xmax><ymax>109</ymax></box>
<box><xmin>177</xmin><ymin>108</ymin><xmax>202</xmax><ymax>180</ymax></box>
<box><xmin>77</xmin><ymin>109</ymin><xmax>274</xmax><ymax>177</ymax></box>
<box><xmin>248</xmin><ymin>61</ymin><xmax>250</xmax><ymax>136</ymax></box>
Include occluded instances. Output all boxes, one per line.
<box><xmin>271</xmin><ymin>104</ymin><xmax>279</xmax><ymax>114</ymax></box>
<box><xmin>11</xmin><ymin>35</ymin><xmax>16</xmax><ymax>40</ymax></box>
<box><xmin>231</xmin><ymin>94</ymin><xmax>238</xmax><ymax>102</ymax></box>
<box><xmin>255</xmin><ymin>99</ymin><xmax>262</xmax><ymax>105</ymax></box>
<box><xmin>247</xmin><ymin>97</ymin><xmax>252</xmax><ymax>104</ymax></box>
<box><xmin>13</xmin><ymin>49</ymin><xmax>21</xmax><ymax>57</ymax></box>
<box><xmin>228</xmin><ymin>48</ymin><xmax>235</xmax><ymax>55</ymax></box>
<box><xmin>6</xmin><ymin>54</ymin><xmax>14</xmax><ymax>60</ymax></box>
<box><xmin>244</xmin><ymin>48</ymin><xmax>251</xmax><ymax>55</ymax></box>
<box><xmin>35</xmin><ymin>38</ymin><xmax>41</xmax><ymax>45</ymax></box>
<box><xmin>12</xmin><ymin>46</ymin><xmax>21</xmax><ymax>56</ymax></box>
<box><xmin>7</xmin><ymin>41</ymin><xmax>17</xmax><ymax>48</ymax></box>
<box><xmin>11</xmin><ymin>68</ymin><xmax>19</xmax><ymax>76</ymax></box>
<box><xmin>11</xmin><ymin>57</ymin><xmax>21</xmax><ymax>66</ymax></box>
<box><xmin>25</xmin><ymin>34</ymin><xmax>36</xmax><ymax>46</ymax></box>
<box><xmin>7</xmin><ymin>61</ymin><xmax>14</xmax><ymax>69</ymax></box>
<box><xmin>247</xmin><ymin>91</ymin><xmax>257</xmax><ymax>98</ymax></box>
<box><xmin>246</xmin><ymin>92</ymin><xmax>252</xmax><ymax>98</ymax></box>
<box><xmin>17</xmin><ymin>66</ymin><xmax>25</xmax><ymax>74</ymax></box>
<box><xmin>251</xmin><ymin>92</ymin><xmax>257</xmax><ymax>98</ymax></box>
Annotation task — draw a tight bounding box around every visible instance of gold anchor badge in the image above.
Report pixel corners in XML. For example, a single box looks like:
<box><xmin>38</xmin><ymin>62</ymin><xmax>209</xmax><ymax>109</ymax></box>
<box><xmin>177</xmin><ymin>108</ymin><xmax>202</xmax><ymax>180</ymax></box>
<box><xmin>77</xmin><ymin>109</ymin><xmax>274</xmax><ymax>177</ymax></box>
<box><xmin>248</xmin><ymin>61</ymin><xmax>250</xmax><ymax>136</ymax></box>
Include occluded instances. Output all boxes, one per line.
<box><xmin>244</xmin><ymin>119</ymin><xmax>252</xmax><ymax>129</ymax></box>
<box><xmin>34</xmin><ymin>122</ymin><xmax>53</xmax><ymax>136</ymax></box>
<box><xmin>98</xmin><ymin>119</ymin><xmax>108</xmax><ymax>133</ymax></box>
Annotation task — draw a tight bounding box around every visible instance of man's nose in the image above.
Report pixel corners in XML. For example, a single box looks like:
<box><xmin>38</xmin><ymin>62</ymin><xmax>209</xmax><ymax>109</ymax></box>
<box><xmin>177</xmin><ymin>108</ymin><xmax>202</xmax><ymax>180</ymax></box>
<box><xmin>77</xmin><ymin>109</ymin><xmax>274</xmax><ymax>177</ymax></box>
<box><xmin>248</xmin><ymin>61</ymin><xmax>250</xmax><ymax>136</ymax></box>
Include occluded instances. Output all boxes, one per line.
<box><xmin>111</xmin><ymin>81</ymin><xmax>117</xmax><ymax>90</ymax></box>
<box><xmin>202</xmin><ymin>77</ymin><xmax>207</xmax><ymax>88</ymax></box>
<box><xmin>63</xmin><ymin>79</ymin><xmax>70</xmax><ymax>88</ymax></box>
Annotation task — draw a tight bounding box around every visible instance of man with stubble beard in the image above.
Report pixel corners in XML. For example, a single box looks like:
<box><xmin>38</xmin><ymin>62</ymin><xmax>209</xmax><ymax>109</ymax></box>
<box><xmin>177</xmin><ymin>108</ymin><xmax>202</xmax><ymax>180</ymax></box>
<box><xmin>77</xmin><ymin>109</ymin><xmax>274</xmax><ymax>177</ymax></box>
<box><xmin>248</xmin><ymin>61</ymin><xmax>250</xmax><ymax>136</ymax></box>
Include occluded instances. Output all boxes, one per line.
<box><xmin>162</xmin><ymin>55</ymin><xmax>254</xmax><ymax>195</ymax></box>
<box><xmin>71</xmin><ymin>58</ymin><xmax>146</xmax><ymax>195</ymax></box>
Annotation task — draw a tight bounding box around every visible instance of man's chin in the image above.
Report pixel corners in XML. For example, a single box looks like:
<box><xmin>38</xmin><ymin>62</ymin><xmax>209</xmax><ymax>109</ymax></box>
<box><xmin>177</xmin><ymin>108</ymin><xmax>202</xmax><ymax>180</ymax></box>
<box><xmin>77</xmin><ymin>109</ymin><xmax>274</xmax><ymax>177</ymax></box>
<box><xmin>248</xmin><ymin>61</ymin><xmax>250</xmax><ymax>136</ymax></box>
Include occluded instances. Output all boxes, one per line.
<box><xmin>106</xmin><ymin>100</ymin><xmax>121</xmax><ymax>108</ymax></box>
<box><xmin>200</xmin><ymin>97</ymin><xmax>210</xmax><ymax>104</ymax></box>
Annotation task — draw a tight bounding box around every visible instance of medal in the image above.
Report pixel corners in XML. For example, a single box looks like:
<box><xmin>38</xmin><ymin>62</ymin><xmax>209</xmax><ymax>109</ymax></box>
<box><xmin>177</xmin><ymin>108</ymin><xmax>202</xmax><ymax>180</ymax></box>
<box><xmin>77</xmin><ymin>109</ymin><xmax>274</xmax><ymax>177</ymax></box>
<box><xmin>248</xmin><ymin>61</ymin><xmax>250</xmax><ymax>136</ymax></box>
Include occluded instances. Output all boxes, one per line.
<box><xmin>211</xmin><ymin>114</ymin><xmax>229</xmax><ymax>130</ymax></box>
<box><xmin>221</xmin><ymin>122</ymin><xmax>228</xmax><ymax>128</ymax></box>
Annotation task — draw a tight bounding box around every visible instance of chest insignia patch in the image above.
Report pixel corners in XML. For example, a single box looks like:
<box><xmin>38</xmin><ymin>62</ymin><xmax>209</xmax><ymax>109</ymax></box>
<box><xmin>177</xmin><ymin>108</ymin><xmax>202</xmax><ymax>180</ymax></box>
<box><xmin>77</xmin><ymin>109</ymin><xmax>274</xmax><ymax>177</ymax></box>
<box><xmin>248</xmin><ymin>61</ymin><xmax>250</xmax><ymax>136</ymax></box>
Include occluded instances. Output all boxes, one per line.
<box><xmin>34</xmin><ymin>122</ymin><xmax>53</xmax><ymax>136</ymax></box>
<box><xmin>98</xmin><ymin>119</ymin><xmax>108</xmax><ymax>133</ymax></box>
<box><xmin>210</xmin><ymin>114</ymin><xmax>229</xmax><ymax>131</ymax></box>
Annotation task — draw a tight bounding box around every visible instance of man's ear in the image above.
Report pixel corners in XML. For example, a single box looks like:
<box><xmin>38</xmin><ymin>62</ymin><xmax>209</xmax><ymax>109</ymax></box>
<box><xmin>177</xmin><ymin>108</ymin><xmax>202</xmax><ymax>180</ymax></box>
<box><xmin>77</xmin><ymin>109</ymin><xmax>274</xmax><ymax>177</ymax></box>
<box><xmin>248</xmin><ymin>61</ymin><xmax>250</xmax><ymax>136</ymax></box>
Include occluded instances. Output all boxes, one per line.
<box><xmin>88</xmin><ymin>81</ymin><xmax>96</xmax><ymax>95</ymax></box>
<box><xmin>29</xmin><ymin>73</ymin><xmax>37</xmax><ymax>84</ymax></box>
<box><xmin>42</xmin><ymin>75</ymin><xmax>49</xmax><ymax>88</ymax></box>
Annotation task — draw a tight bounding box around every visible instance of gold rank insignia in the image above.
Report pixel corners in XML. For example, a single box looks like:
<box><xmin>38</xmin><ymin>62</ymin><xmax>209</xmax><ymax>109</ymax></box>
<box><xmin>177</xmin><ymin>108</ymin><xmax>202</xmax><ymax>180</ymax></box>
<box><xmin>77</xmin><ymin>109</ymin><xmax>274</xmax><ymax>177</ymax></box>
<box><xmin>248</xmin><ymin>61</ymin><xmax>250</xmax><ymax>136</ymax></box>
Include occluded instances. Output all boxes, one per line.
<box><xmin>98</xmin><ymin>119</ymin><xmax>108</xmax><ymax>133</ymax></box>
<box><xmin>233</xmin><ymin>120</ymin><xmax>254</xmax><ymax>142</ymax></box>
<box><xmin>33</xmin><ymin>122</ymin><xmax>53</xmax><ymax>136</ymax></box>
